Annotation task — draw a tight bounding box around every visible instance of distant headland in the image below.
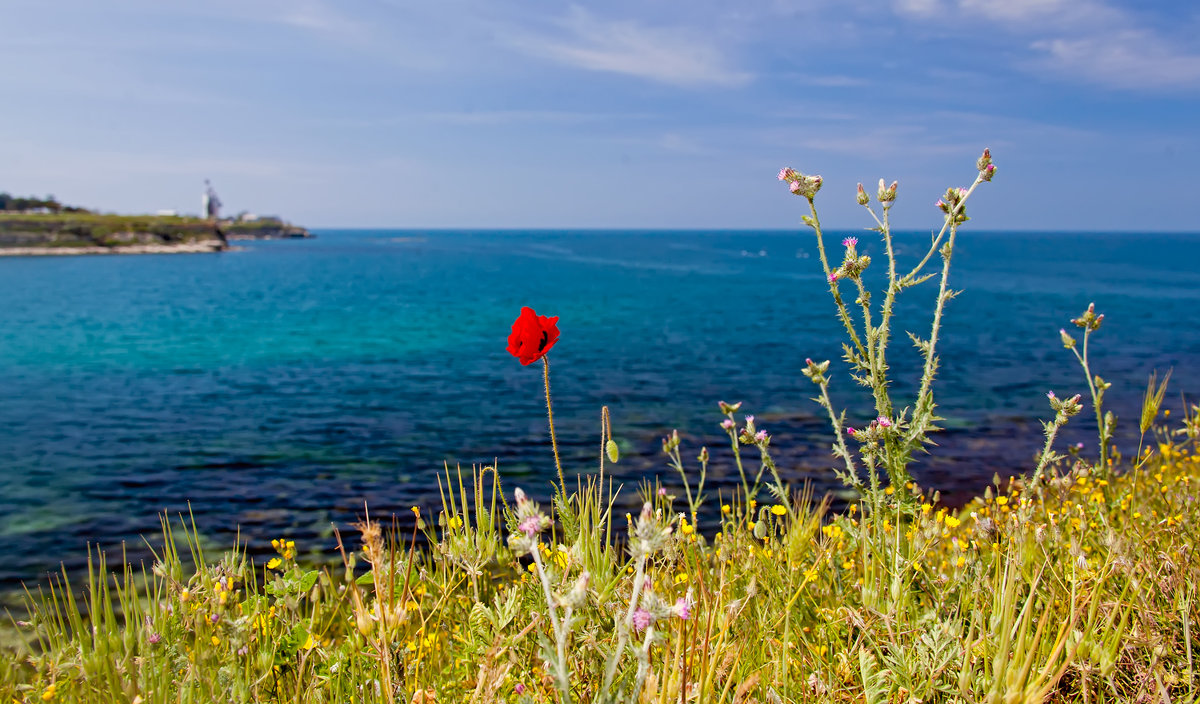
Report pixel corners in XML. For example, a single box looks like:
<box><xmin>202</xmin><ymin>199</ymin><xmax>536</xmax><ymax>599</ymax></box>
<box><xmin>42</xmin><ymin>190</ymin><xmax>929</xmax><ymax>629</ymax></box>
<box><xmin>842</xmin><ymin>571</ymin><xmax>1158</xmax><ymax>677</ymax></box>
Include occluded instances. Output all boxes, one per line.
<box><xmin>0</xmin><ymin>186</ymin><xmax>311</xmax><ymax>257</ymax></box>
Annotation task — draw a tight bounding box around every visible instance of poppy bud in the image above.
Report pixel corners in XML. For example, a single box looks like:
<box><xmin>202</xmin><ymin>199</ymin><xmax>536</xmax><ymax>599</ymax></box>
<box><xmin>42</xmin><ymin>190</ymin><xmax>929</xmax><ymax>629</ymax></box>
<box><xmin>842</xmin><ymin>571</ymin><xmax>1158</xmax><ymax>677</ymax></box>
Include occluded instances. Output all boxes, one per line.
<box><xmin>606</xmin><ymin>439</ymin><xmax>619</xmax><ymax>463</ymax></box>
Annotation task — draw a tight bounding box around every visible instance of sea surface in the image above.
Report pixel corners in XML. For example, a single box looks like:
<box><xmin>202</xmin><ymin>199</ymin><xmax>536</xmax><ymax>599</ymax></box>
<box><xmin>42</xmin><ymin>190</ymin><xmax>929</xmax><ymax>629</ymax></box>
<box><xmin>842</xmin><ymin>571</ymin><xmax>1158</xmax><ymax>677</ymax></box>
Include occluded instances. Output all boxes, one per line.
<box><xmin>1</xmin><ymin>229</ymin><xmax>1198</xmax><ymax>590</ymax></box>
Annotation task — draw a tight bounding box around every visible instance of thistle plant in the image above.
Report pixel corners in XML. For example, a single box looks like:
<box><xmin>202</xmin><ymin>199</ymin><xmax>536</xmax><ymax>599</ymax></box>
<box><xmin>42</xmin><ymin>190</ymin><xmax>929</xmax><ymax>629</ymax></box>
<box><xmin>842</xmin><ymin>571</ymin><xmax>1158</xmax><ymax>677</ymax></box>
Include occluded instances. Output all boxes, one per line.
<box><xmin>781</xmin><ymin>149</ymin><xmax>997</xmax><ymax>505</ymax></box>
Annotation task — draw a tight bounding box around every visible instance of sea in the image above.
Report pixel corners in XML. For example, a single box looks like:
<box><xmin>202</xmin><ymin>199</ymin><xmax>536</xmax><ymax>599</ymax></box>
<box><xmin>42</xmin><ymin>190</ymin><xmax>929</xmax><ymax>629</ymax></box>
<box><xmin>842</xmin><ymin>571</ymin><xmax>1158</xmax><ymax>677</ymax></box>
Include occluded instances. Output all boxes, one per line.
<box><xmin>1</xmin><ymin>229</ymin><xmax>1198</xmax><ymax>591</ymax></box>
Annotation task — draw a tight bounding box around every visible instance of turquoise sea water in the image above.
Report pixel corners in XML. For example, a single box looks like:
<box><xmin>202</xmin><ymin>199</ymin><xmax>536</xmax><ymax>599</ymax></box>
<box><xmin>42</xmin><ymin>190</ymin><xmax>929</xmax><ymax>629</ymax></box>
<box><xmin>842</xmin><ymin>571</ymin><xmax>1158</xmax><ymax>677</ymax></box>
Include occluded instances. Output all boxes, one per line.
<box><xmin>1</xmin><ymin>229</ymin><xmax>1198</xmax><ymax>588</ymax></box>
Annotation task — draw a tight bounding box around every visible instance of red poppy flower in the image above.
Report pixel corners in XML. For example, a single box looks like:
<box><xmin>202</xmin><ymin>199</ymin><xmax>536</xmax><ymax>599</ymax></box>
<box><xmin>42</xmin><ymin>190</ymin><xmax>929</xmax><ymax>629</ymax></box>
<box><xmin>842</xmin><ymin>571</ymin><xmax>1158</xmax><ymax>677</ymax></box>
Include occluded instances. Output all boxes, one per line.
<box><xmin>507</xmin><ymin>306</ymin><xmax>560</xmax><ymax>365</ymax></box>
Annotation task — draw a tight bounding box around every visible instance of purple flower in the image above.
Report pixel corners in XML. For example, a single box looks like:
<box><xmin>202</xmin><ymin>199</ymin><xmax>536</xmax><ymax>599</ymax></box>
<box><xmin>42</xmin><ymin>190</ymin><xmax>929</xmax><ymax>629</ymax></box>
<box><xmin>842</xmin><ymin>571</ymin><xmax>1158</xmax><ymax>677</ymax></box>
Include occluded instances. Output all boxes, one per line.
<box><xmin>789</xmin><ymin>180</ymin><xmax>803</xmax><ymax>194</ymax></box>
<box><xmin>518</xmin><ymin>515</ymin><xmax>541</xmax><ymax>537</ymax></box>
<box><xmin>210</xmin><ymin>613</ymin><xmax>220</xmax><ymax>625</ymax></box>
<box><xmin>778</xmin><ymin>167</ymin><xmax>797</xmax><ymax>181</ymax></box>
<box><xmin>754</xmin><ymin>430</ymin><xmax>768</xmax><ymax>443</ymax></box>
<box><xmin>632</xmin><ymin>608</ymin><xmax>652</xmax><ymax>631</ymax></box>
<box><xmin>745</xmin><ymin>415</ymin><xmax>754</xmax><ymax>425</ymax></box>
<box><xmin>1047</xmin><ymin>391</ymin><xmax>1056</xmax><ymax>400</ymax></box>
<box><xmin>720</xmin><ymin>418</ymin><xmax>735</xmax><ymax>430</ymax></box>
<box><xmin>842</xmin><ymin>237</ymin><xmax>858</xmax><ymax>248</ymax></box>
<box><xmin>657</xmin><ymin>486</ymin><xmax>667</xmax><ymax>497</ymax></box>
<box><xmin>515</xmin><ymin>683</ymin><xmax>526</xmax><ymax>695</ymax></box>
<box><xmin>828</xmin><ymin>272</ymin><xmax>839</xmax><ymax>283</ymax></box>
<box><xmin>148</xmin><ymin>632</ymin><xmax>162</xmax><ymax>644</ymax></box>
<box><xmin>876</xmin><ymin>416</ymin><xmax>892</xmax><ymax>428</ymax></box>
<box><xmin>673</xmin><ymin>597</ymin><xmax>692</xmax><ymax>620</ymax></box>
<box><xmin>847</xmin><ymin>427</ymin><xmax>857</xmax><ymax>436</ymax></box>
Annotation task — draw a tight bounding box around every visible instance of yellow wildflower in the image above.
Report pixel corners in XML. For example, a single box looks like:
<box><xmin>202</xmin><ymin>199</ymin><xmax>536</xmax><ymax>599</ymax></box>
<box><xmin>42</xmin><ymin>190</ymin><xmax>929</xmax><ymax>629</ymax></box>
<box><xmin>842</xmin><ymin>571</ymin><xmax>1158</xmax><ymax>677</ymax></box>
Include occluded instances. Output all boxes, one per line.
<box><xmin>267</xmin><ymin>558</ymin><xmax>281</xmax><ymax>570</ymax></box>
<box><xmin>770</xmin><ymin>505</ymin><xmax>787</xmax><ymax>516</ymax></box>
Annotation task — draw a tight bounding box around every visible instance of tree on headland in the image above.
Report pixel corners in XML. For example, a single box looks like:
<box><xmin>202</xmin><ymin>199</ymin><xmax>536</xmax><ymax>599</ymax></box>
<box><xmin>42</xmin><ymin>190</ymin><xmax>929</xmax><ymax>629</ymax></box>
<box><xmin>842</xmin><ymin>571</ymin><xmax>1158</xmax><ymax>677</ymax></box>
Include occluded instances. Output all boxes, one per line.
<box><xmin>0</xmin><ymin>192</ymin><xmax>90</xmax><ymax>213</ymax></box>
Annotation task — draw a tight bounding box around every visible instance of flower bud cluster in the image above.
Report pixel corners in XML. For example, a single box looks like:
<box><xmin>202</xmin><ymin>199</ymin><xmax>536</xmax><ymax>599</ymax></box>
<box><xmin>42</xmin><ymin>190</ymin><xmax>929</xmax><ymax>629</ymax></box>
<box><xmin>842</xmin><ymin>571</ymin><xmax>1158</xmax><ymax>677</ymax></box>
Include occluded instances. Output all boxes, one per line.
<box><xmin>801</xmin><ymin>358</ymin><xmax>831</xmax><ymax>385</ymax></box>
<box><xmin>778</xmin><ymin>167</ymin><xmax>823</xmax><ymax>199</ymax></box>
<box><xmin>935</xmin><ymin>187</ymin><xmax>969</xmax><ymax>223</ymax></box>
<box><xmin>977</xmin><ymin>148</ymin><xmax>997</xmax><ymax>181</ymax></box>
<box><xmin>834</xmin><ymin>251</ymin><xmax>871</xmax><ymax>280</ymax></box>
<box><xmin>738</xmin><ymin>415</ymin><xmax>770</xmax><ymax>447</ymax></box>
<box><xmin>718</xmin><ymin>400</ymin><xmax>742</xmax><ymax>414</ymax></box>
<box><xmin>877</xmin><ymin>178</ymin><xmax>898</xmax><ymax>203</ymax></box>
<box><xmin>661</xmin><ymin>429</ymin><xmax>681</xmax><ymax>453</ymax></box>
<box><xmin>629</xmin><ymin>502</ymin><xmax>673</xmax><ymax>559</ymax></box>
<box><xmin>1070</xmin><ymin>302</ymin><xmax>1104</xmax><ymax>332</ymax></box>
<box><xmin>507</xmin><ymin>487</ymin><xmax>552</xmax><ymax>556</ymax></box>
<box><xmin>1047</xmin><ymin>390</ymin><xmax>1084</xmax><ymax>419</ymax></box>
<box><xmin>846</xmin><ymin>415</ymin><xmax>897</xmax><ymax>442</ymax></box>
<box><xmin>1059</xmin><ymin>328</ymin><xmax>1076</xmax><ymax>349</ymax></box>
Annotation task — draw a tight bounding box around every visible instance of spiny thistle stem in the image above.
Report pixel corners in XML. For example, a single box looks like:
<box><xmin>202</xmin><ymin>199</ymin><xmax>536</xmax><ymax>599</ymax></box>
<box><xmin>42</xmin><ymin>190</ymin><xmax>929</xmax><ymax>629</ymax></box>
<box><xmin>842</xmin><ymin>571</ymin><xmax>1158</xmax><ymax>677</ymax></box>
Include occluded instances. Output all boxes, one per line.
<box><xmin>543</xmin><ymin>356</ymin><xmax>566</xmax><ymax>492</ymax></box>
<box><xmin>806</xmin><ymin>197</ymin><xmax>867</xmax><ymax>360</ymax></box>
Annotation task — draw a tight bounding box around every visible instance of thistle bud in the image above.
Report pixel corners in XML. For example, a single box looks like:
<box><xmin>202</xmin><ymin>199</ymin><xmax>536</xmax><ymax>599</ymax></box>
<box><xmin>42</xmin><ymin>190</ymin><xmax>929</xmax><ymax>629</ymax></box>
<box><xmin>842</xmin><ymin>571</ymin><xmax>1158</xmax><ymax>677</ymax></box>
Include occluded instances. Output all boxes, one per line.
<box><xmin>1059</xmin><ymin>329</ymin><xmax>1076</xmax><ymax>349</ymax></box>
<box><xmin>856</xmin><ymin>183</ymin><xmax>869</xmax><ymax>205</ymax></box>
<box><xmin>976</xmin><ymin>147</ymin><xmax>992</xmax><ymax>172</ymax></box>
<box><xmin>718</xmin><ymin>400</ymin><xmax>742</xmax><ymax>414</ymax></box>
<box><xmin>878</xmin><ymin>178</ymin><xmax>897</xmax><ymax>203</ymax></box>
<box><xmin>697</xmin><ymin>446</ymin><xmax>709</xmax><ymax>464</ymax></box>
<box><xmin>981</xmin><ymin>163</ymin><xmax>996</xmax><ymax>182</ymax></box>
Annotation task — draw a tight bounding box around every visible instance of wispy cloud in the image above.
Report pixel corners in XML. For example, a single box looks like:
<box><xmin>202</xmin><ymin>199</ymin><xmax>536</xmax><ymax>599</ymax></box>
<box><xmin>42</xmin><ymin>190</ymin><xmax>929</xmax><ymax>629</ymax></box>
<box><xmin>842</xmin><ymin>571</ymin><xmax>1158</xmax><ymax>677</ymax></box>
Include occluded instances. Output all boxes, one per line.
<box><xmin>504</xmin><ymin>6</ymin><xmax>752</xmax><ymax>87</ymax></box>
<box><xmin>1032</xmin><ymin>30</ymin><xmax>1200</xmax><ymax>90</ymax></box>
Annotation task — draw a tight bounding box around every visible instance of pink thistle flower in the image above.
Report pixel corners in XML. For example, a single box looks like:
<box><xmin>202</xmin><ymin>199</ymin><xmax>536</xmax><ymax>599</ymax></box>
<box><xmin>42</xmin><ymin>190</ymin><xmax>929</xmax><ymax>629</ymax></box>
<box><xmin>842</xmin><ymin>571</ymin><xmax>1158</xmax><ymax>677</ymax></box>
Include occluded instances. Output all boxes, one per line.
<box><xmin>789</xmin><ymin>180</ymin><xmax>803</xmax><ymax>194</ymax></box>
<box><xmin>1046</xmin><ymin>391</ymin><xmax>1056</xmax><ymax>400</ymax></box>
<box><xmin>842</xmin><ymin>237</ymin><xmax>858</xmax><ymax>248</ymax></box>
<box><xmin>673</xmin><ymin>597</ymin><xmax>692</xmax><ymax>620</ymax></box>
<box><xmin>657</xmin><ymin>486</ymin><xmax>667</xmax><ymax>497</ymax></box>
<box><xmin>745</xmin><ymin>415</ymin><xmax>754</xmax><ymax>425</ymax></box>
<box><xmin>754</xmin><ymin>430</ymin><xmax>768</xmax><ymax>443</ymax></box>
<box><xmin>876</xmin><ymin>416</ymin><xmax>892</xmax><ymax>428</ymax></box>
<box><xmin>847</xmin><ymin>427</ymin><xmax>857</xmax><ymax>436</ymax></box>
<box><xmin>828</xmin><ymin>272</ymin><xmax>839</xmax><ymax>283</ymax></box>
<box><xmin>721</xmin><ymin>418</ymin><xmax>735</xmax><ymax>430</ymax></box>
<box><xmin>518</xmin><ymin>515</ymin><xmax>541</xmax><ymax>537</ymax></box>
<box><xmin>632</xmin><ymin>608</ymin><xmax>652</xmax><ymax>631</ymax></box>
<box><xmin>778</xmin><ymin>167</ymin><xmax>797</xmax><ymax>181</ymax></box>
<box><xmin>515</xmin><ymin>683</ymin><xmax>526</xmax><ymax>695</ymax></box>
<box><xmin>148</xmin><ymin>632</ymin><xmax>162</xmax><ymax>644</ymax></box>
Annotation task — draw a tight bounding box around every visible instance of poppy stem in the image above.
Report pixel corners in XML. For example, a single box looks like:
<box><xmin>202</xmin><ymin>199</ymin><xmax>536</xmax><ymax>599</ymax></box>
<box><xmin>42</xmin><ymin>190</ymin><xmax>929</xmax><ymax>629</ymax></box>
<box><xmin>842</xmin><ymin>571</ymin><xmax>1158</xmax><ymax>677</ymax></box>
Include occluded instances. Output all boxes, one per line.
<box><xmin>543</xmin><ymin>356</ymin><xmax>566</xmax><ymax>492</ymax></box>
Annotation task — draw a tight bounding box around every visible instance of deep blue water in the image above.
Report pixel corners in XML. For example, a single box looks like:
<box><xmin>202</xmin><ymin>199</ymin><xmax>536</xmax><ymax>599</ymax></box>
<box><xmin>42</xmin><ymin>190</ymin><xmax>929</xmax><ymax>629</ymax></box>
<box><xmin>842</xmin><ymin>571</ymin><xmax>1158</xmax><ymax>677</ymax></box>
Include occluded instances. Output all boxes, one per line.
<box><xmin>1</xmin><ymin>229</ymin><xmax>1198</xmax><ymax>590</ymax></box>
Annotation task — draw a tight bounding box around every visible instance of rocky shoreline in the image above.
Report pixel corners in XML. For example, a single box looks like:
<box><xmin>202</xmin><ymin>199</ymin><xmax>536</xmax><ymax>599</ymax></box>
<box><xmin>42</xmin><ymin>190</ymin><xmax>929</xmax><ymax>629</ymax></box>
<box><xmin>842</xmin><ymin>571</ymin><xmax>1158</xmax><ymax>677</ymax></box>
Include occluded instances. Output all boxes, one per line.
<box><xmin>0</xmin><ymin>239</ymin><xmax>230</xmax><ymax>257</ymax></box>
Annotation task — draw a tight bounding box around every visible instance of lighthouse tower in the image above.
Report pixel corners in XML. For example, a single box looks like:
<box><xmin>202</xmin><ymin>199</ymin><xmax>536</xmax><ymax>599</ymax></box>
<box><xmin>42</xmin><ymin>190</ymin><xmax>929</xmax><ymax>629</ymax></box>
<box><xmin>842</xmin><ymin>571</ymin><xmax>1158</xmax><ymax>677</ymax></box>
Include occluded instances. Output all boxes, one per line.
<box><xmin>202</xmin><ymin>180</ymin><xmax>222</xmax><ymax>221</ymax></box>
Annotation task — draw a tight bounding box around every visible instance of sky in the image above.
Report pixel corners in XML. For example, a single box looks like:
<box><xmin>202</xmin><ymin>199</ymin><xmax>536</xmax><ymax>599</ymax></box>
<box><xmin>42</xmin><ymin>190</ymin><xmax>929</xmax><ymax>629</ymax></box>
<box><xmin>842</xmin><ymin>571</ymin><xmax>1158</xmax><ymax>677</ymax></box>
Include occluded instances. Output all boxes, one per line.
<box><xmin>1</xmin><ymin>0</ymin><xmax>1198</xmax><ymax>230</ymax></box>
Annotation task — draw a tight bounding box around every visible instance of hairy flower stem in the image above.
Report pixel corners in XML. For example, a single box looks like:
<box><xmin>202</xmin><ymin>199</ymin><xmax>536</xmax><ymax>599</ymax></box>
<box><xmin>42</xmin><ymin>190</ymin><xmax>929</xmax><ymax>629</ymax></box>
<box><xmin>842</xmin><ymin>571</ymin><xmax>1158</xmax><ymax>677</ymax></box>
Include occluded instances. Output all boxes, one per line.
<box><xmin>542</xmin><ymin>356</ymin><xmax>566</xmax><ymax>494</ymax></box>
<box><xmin>904</xmin><ymin>175</ymin><xmax>985</xmax><ymax>474</ymax></box>
<box><xmin>722</xmin><ymin>420</ymin><xmax>753</xmax><ymax>510</ymax></box>
<box><xmin>806</xmin><ymin>198</ymin><xmax>867</xmax><ymax>360</ymax></box>
<box><xmin>601</xmin><ymin>553</ymin><xmax>647</xmax><ymax>695</ymax></box>
<box><xmin>1032</xmin><ymin>421</ymin><xmax>1064</xmax><ymax>492</ymax></box>
<box><xmin>530</xmin><ymin>546</ymin><xmax>572</xmax><ymax>702</ymax></box>
<box><xmin>815</xmin><ymin>380</ymin><xmax>862</xmax><ymax>489</ymax></box>
<box><xmin>1071</xmin><ymin>329</ymin><xmax>1109</xmax><ymax>471</ymax></box>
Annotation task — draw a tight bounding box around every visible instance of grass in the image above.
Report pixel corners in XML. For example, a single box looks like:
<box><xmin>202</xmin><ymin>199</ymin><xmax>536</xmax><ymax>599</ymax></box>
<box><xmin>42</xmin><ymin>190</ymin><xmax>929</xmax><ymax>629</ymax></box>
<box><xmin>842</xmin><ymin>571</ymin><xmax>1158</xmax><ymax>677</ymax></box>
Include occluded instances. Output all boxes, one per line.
<box><xmin>0</xmin><ymin>213</ymin><xmax>220</xmax><ymax>248</ymax></box>
<box><xmin>0</xmin><ymin>429</ymin><xmax>1197</xmax><ymax>703</ymax></box>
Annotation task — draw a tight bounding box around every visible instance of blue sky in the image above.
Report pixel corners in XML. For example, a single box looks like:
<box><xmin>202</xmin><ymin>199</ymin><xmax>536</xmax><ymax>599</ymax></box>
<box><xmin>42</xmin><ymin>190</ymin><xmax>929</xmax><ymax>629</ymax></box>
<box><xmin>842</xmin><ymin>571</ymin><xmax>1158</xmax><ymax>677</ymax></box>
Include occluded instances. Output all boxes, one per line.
<box><xmin>2</xmin><ymin>0</ymin><xmax>1198</xmax><ymax>230</ymax></box>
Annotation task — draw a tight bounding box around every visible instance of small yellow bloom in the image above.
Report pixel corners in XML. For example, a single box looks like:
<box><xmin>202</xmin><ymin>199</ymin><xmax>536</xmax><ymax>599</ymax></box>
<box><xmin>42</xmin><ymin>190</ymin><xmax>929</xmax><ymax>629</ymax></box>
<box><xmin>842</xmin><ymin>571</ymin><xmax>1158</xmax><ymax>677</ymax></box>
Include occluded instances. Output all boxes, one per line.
<box><xmin>721</xmin><ymin>504</ymin><xmax>731</xmax><ymax>514</ymax></box>
<box><xmin>995</xmin><ymin>496</ymin><xmax>1008</xmax><ymax>506</ymax></box>
<box><xmin>303</xmin><ymin>633</ymin><xmax>317</xmax><ymax>650</ymax></box>
<box><xmin>921</xmin><ymin>503</ymin><xmax>932</xmax><ymax>514</ymax></box>
<box><xmin>944</xmin><ymin>516</ymin><xmax>961</xmax><ymax>529</ymax></box>
<box><xmin>447</xmin><ymin>515</ymin><xmax>463</xmax><ymax>530</ymax></box>
<box><xmin>180</xmin><ymin>588</ymin><xmax>191</xmax><ymax>603</ymax></box>
<box><xmin>674</xmin><ymin>572</ymin><xmax>689</xmax><ymax>584</ymax></box>
<box><xmin>884</xmin><ymin>486</ymin><xmax>895</xmax><ymax>495</ymax></box>
<box><xmin>770</xmin><ymin>505</ymin><xmax>787</xmax><ymax>516</ymax></box>
<box><xmin>267</xmin><ymin>558</ymin><xmax>281</xmax><ymax>570</ymax></box>
<box><xmin>41</xmin><ymin>684</ymin><xmax>56</xmax><ymax>701</ymax></box>
<box><xmin>210</xmin><ymin>635</ymin><xmax>220</xmax><ymax>646</ymax></box>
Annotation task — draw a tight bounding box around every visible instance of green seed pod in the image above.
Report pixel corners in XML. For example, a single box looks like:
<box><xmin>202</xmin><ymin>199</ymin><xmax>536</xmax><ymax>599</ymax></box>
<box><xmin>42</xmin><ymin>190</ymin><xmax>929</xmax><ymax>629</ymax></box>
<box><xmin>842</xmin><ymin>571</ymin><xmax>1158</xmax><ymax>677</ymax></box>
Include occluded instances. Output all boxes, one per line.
<box><xmin>606</xmin><ymin>439</ymin><xmax>619</xmax><ymax>464</ymax></box>
<box><xmin>753</xmin><ymin>520</ymin><xmax>768</xmax><ymax>540</ymax></box>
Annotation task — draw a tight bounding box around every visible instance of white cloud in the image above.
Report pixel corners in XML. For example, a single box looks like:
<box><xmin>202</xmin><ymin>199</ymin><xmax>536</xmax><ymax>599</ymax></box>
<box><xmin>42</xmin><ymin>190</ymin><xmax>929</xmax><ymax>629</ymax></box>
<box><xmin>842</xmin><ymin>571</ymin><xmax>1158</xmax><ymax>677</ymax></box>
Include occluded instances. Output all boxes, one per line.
<box><xmin>1033</xmin><ymin>30</ymin><xmax>1200</xmax><ymax>90</ymax></box>
<box><xmin>505</xmin><ymin>6</ymin><xmax>752</xmax><ymax>87</ymax></box>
